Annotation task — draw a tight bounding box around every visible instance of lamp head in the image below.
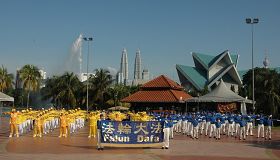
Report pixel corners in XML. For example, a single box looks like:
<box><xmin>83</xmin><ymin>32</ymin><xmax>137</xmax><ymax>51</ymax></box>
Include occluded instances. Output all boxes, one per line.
<box><xmin>246</xmin><ymin>18</ymin><xmax>252</xmax><ymax>24</ymax></box>
<box><xmin>253</xmin><ymin>18</ymin><xmax>259</xmax><ymax>24</ymax></box>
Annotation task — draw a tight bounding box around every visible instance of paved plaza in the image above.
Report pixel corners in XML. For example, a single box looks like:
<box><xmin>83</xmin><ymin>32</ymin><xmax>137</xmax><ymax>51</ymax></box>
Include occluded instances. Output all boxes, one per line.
<box><xmin>0</xmin><ymin>117</ymin><xmax>279</xmax><ymax>160</ymax></box>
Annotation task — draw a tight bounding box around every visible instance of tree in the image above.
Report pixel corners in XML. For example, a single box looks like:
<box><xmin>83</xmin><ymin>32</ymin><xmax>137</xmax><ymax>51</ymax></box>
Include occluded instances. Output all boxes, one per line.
<box><xmin>242</xmin><ymin>68</ymin><xmax>280</xmax><ymax>117</ymax></box>
<box><xmin>200</xmin><ymin>85</ymin><xmax>209</xmax><ymax>96</ymax></box>
<box><xmin>129</xmin><ymin>85</ymin><xmax>140</xmax><ymax>94</ymax></box>
<box><xmin>41</xmin><ymin>73</ymin><xmax>82</xmax><ymax>109</ymax></box>
<box><xmin>107</xmin><ymin>84</ymin><xmax>130</xmax><ymax>106</ymax></box>
<box><xmin>75</xmin><ymin>81</ymin><xmax>87</xmax><ymax>109</ymax></box>
<box><xmin>41</xmin><ymin>76</ymin><xmax>60</xmax><ymax>107</ymax></box>
<box><xmin>19</xmin><ymin>64</ymin><xmax>41</xmax><ymax>108</ymax></box>
<box><xmin>0</xmin><ymin>65</ymin><xmax>14</xmax><ymax>93</ymax></box>
<box><xmin>89</xmin><ymin>68</ymin><xmax>112</xmax><ymax>109</ymax></box>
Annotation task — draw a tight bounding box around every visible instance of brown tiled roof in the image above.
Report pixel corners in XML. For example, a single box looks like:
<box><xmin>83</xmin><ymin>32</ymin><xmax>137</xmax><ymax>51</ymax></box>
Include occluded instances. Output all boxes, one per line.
<box><xmin>121</xmin><ymin>90</ymin><xmax>192</xmax><ymax>103</ymax></box>
<box><xmin>141</xmin><ymin>75</ymin><xmax>183</xmax><ymax>90</ymax></box>
<box><xmin>121</xmin><ymin>75</ymin><xmax>192</xmax><ymax>103</ymax></box>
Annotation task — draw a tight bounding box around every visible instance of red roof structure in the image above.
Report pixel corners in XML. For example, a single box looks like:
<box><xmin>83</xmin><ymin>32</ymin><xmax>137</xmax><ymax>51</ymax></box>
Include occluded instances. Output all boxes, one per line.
<box><xmin>141</xmin><ymin>75</ymin><xmax>184</xmax><ymax>90</ymax></box>
<box><xmin>121</xmin><ymin>75</ymin><xmax>192</xmax><ymax>103</ymax></box>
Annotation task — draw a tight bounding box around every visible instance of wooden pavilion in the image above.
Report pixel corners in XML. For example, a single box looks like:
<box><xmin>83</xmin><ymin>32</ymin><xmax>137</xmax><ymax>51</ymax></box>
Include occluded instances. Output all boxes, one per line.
<box><xmin>121</xmin><ymin>75</ymin><xmax>192</xmax><ymax>113</ymax></box>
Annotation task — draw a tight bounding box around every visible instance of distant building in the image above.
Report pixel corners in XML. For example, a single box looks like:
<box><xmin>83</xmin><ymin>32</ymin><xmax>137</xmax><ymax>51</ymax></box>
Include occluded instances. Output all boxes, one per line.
<box><xmin>120</xmin><ymin>48</ymin><xmax>128</xmax><ymax>85</ymax></box>
<box><xmin>79</xmin><ymin>72</ymin><xmax>95</xmax><ymax>82</ymax></box>
<box><xmin>132</xmin><ymin>79</ymin><xmax>147</xmax><ymax>86</ymax></box>
<box><xmin>176</xmin><ymin>50</ymin><xmax>242</xmax><ymax>92</ymax></box>
<box><xmin>116</xmin><ymin>72</ymin><xmax>124</xmax><ymax>84</ymax></box>
<box><xmin>131</xmin><ymin>49</ymin><xmax>150</xmax><ymax>86</ymax></box>
<box><xmin>142</xmin><ymin>69</ymin><xmax>149</xmax><ymax>80</ymax></box>
<box><xmin>39</xmin><ymin>69</ymin><xmax>47</xmax><ymax>80</ymax></box>
<box><xmin>117</xmin><ymin>48</ymin><xmax>150</xmax><ymax>86</ymax></box>
<box><xmin>238</xmin><ymin>53</ymin><xmax>280</xmax><ymax>78</ymax></box>
<box><xmin>132</xmin><ymin>69</ymin><xmax>150</xmax><ymax>85</ymax></box>
<box><xmin>39</xmin><ymin>69</ymin><xmax>47</xmax><ymax>88</ymax></box>
<box><xmin>263</xmin><ymin>55</ymin><xmax>269</xmax><ymax>69</ymax></box>
<box><xmin>134</xmin><ymin>49</ymin><xmax>142</xmax><ymax>80</ymax></box>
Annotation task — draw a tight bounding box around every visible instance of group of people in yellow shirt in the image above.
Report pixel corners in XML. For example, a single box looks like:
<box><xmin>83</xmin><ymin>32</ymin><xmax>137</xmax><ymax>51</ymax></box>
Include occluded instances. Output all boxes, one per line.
<box><xmin>7</xmin><ymin>108</ymin><xmax>38</xmax><ymax>137</ymax></box>
<box><xmin>7</xmin><ymin>108</ymin><xmax>87</xmax><ymax>138</ymax></box>
<box><xmin>7</xmin><ymin>108</ymin><xmax>153</xmax><ymax>139</ymax></box>
<box><xmin>58</xmin><ymin>108</ymin><xmax>87</xmax><ymax>138</ymax></box>
<box><xmin>33</xmin><ymin>108</ymin><xmax>61</xmax><ymax>137</ymax></box>
<box><xmin>87</xmin><ymin>111</ymin><xmax>153</xmax><ymax>138</ymax></box>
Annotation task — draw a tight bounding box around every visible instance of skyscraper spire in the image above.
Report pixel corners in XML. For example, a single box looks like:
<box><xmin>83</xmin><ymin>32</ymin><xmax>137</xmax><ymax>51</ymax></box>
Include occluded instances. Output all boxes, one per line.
<box><xmin>120</xmin><ymin>48</ymin><xmax>128</xmax><ymax>84</ymax></box>
<box><xmin>134</xmin><ymin>48</ymin><xmax>142</xmax><ymax>80</ymax></box>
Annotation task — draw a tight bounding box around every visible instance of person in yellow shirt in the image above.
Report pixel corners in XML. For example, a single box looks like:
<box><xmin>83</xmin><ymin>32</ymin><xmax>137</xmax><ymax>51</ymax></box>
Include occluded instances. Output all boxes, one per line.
<box><xmin>108</xmin><ymin>111</ymin><xmax>126</xmax><ymax>121</ymax></box>
<box><xmin>68</xmin><ymin>113</ymin><xmax>76</xmax><ymax>134</ymax></box>
<box><xmin>59</xmin><ymin>112</ymin><xmax>68</xmax><ymax>138</ymax></box>
<box><xmin>88</xmin><ymin>112</ymin><xmax>99</xmax><ymax>138</ymax></box>
<box><xmin>138</xmin><ymin>112</ymin><xmax>151</xmax><ymax>121</ymax></box>
<box><xmin>115</xmin><ymin>114</ymin><xmax>122</xmax><ymax>121</ymax></box>
<box><xmin>19</xmin><ymin>113</ymin><xmax>28</xmax><ymax>135</ymax></box>
<box><xmin>33</xmin><ymin>115</ymin><xmax>43</xmax><ymax>137</ymax></box>
<box><xmin>9</xmin><ymin>109</ymin><xmax>19</xmax><ymax>138</ymax></box>
<box><xmin>66</xmin><ymin>112</ymin><xmax>72</xmax><ymax>135</ymax></box>
<box><xmin>76</xmin><ymin>109</ymin><xmax>86</xmax><ymax>129</ymax></box>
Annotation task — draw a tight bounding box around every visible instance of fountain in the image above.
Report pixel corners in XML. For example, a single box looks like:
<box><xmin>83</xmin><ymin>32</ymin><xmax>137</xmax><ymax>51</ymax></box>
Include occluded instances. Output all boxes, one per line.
<box><xmin>64</xmin><ymin>34</ymin><xmax>83</xmax><ymax>78</ymax></box>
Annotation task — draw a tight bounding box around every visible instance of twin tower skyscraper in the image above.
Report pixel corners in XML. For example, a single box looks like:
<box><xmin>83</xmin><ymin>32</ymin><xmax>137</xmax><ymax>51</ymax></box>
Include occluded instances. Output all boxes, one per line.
<box><xmin>117</xmin><ymin>48</ymin><xmax>149</xmax><ymax>85</ymax></box>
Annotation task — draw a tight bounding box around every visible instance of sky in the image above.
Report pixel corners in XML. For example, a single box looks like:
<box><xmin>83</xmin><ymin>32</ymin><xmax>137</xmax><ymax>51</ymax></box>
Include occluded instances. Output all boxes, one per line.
<box><xmin>0</xmin><ymin>0</ymin><xmax>280</xmax><ymax>82</ymax></box>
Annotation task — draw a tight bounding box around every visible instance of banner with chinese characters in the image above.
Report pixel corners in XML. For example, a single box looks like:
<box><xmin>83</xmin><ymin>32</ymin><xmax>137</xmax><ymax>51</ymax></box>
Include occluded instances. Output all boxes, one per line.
<box><xmin>217</xmin><ymin>103</ymin><xmax>237</xmax><ymax>113</ymax></box>
<box><xmin>100</xmin><ymin>120</ymin><xmax>164</xmax><ymax>147</ymax></box>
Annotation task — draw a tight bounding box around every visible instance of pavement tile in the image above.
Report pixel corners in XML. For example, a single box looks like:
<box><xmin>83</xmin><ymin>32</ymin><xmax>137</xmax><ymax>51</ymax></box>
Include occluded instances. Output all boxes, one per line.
<box><xmin>1</xmin><ymin>117</ymin><xmax>280</xmax><ymax>160</ymax></box>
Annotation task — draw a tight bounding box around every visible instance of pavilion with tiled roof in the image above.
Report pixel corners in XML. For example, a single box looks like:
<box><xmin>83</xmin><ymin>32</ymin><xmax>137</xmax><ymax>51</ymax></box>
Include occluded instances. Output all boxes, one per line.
<box><xmin>121</xmin><ymin>75</ymin><xmax>192</xmax><ymax>112</ymax></box>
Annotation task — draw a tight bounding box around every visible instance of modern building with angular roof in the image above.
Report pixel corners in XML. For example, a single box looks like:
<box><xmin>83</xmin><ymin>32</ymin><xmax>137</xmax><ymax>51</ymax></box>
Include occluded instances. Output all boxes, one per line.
<box><xmin>121</xmin><ymin>75</ymin><xmax>192</xmax><ymax>112</ymax></box>
<box><xmin>176</xmin><ymin>50</ymin><xmax>242</xmax><ymax>92</ymax></box>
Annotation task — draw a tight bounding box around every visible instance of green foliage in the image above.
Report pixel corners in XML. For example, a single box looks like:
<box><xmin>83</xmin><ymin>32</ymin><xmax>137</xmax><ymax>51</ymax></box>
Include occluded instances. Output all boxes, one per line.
<box><xmin>41</xmin><ymin>72</ymin><xmax>81</xmax><ymax>109</ymax></box>
<box><xmin>0</xmin><ymin>65</ymin><xmax>14</xmax><ymax>93</ymax></box>
<box><xmin>129</xmin><ymin>85</ymin><xmax>141</xmax><ymax>94</ymax></box>
<box><xmin>57</xmin><ymin>72</ymin><xmax>81</xmax><ymax>109</ymax></box>
<box><xmin>19</xmin><ymin>64</ymin><xmax>42</xmax><ymax>108</ymax></box>
<box><xmin>0</xmin><ymin>63</ymin><xmax>142</xmax><ymax>110</ymax></box>
<box><xmin>242</xmin><ymin>68</ymin><xmax>280</xmax><ymax>117</ymax></box>
<box><xmin>188</xmin><ymin>90</ymin><xmax>199</xmax><ymax>97</ymax></box>
<box><xmin>19</xmin><ymin>65</ymin><xmax>41</xmax><ymax>92</ymax></box>
<box><xmin>88</xmin><ymin>68</ymin><xmax>113</xmax><ymax>110</ymax></box>
<box><xmin>107</xmin><ymin>84</ymin><xmax>130</xmax><ymax>106</ymax></box>
<box><xmin>13</xmin><ymin>88</ymin><xmax>25</xmax><ymax>107</ymax></box>
<box><xmin>200</xmin><ymin>85</ymin><xmax>209</xmax><ymax>96</ymax></box>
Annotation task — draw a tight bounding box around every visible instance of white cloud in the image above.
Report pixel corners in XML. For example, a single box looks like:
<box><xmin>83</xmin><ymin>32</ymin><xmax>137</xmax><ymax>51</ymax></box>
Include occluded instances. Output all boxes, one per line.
<box><xmin>106</xmin><ymin>66</ymin><xmax>118</xmax><ymax>76</ymax></box>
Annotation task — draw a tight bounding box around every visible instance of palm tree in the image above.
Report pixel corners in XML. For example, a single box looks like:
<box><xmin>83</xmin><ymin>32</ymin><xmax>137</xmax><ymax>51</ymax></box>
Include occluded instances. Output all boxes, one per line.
<box><xmin>0</xmin><ymin>65</ymin><xmax>13</xmax><ymax>93</ymax></box>
<box><xmin>75</xmin><ymin>83</ymin><xmax>86</xmax><ymax>109</ymax></box>
<box><xmin>19</xmin><ymin>64</ymin><xmax>41</xmax><ymax>108</ymax></box>
<box><xmin>56</xmin><ymin>72</ymin><xmax>81</xmax><ymax>109</ymax></box>
<box><xmin>42</xmin><ymin>73</ymin><xmax>82</xmax><ymax>109</ymax></box>
<box><xmin>129</xmin><ymin>85</ymin><xmax>140</xmax><ymax>94</ymax></box>
<box><xmin>261</xmin><ymin>69</ymin><xmax>280</xmax><ymax>116</ymax></box>
<box><xmin>243</xmin><ymin>68</ymin><xmax>280</xmax><ymax>116</ymax></box>
<box><xmin>41</xmin><ymin>76</ymin><xmax>60</xmax><ymax>107</ymax></box>
<box><xmin>107</xmin><ymin>84</ymin><xmax>130</xmax><ymax>106</ymax></box>
<box><xmin>89</xmin><ymin>68</ymin><xmax>112</xmax><ymax>109</ymax></box>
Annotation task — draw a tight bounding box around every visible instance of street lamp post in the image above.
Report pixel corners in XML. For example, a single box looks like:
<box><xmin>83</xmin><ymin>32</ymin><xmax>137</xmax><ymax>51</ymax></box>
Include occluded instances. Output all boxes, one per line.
<box><xmin>114</xmin><ymin>93</ymin><xmax>117</xmax><ymax>107</ymax></box>
<box><xmin>83</xmin><ymin>37</ymin><xmax>93</xmax><ymax>112</ymax></box>
<box><xmin>245</xmin><ymin>18</ymin><xmax>259</xmax><ymax>111</ymax></box>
